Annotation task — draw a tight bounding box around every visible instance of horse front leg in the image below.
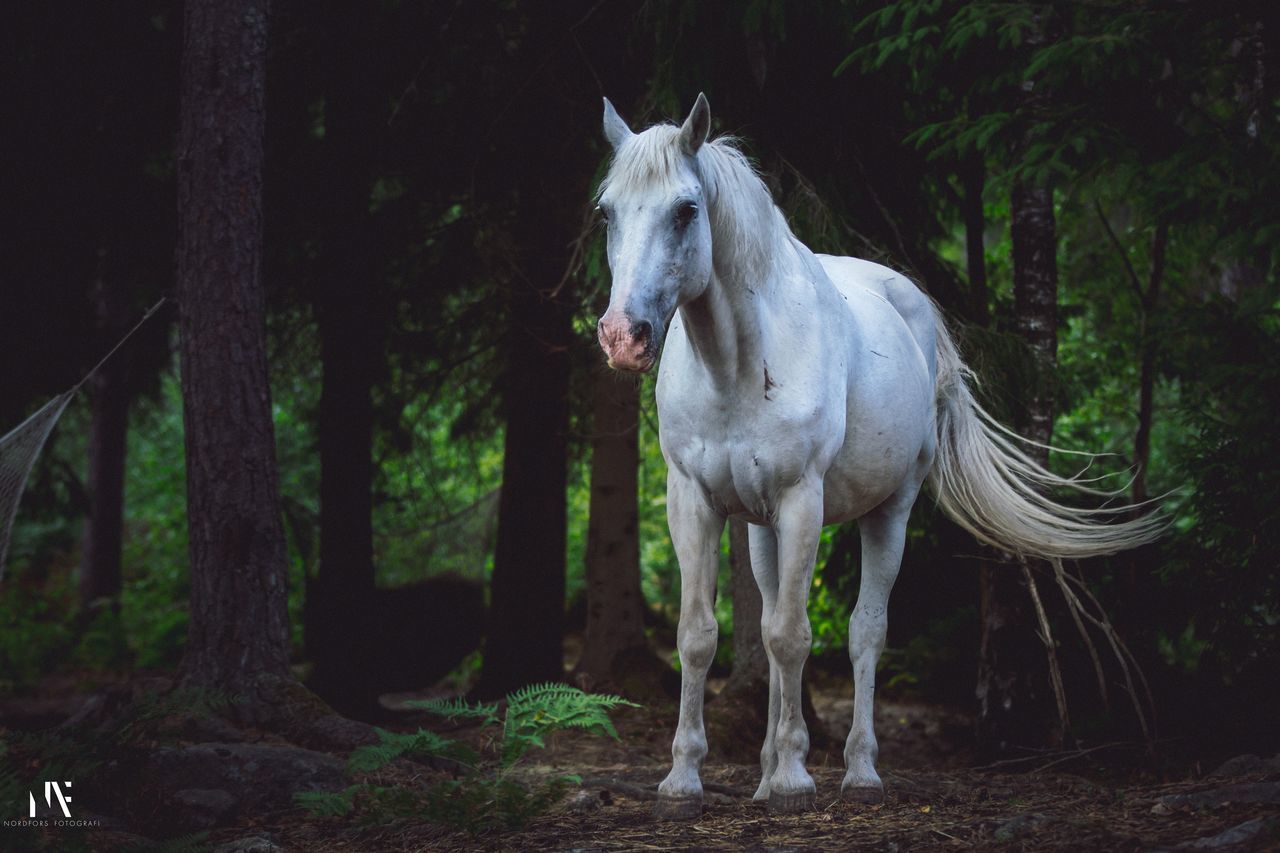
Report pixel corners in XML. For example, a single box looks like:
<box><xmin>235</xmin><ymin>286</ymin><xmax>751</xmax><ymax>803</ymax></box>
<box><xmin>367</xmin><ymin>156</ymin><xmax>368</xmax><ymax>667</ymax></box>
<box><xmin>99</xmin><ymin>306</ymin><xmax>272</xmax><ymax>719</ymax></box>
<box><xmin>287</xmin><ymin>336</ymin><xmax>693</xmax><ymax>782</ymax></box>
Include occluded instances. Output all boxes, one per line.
<box><xmin>748</xmin><ymin>523</ymin><xmax>781</xmax><ymax>802</ymax></box>
<box><xmin>764</xmin><ymin>478</ymin><xmax>824</xmax><ymax>814</ymax></box>
<box><xmin>842</xmin><ymin>495</ymin><xmax>911</xmax><ymax>803</ymax></box>
<box><xmin>655</xmin><ymin>472</ymin><xmax>724</xmax><ymax>820</ymax></box>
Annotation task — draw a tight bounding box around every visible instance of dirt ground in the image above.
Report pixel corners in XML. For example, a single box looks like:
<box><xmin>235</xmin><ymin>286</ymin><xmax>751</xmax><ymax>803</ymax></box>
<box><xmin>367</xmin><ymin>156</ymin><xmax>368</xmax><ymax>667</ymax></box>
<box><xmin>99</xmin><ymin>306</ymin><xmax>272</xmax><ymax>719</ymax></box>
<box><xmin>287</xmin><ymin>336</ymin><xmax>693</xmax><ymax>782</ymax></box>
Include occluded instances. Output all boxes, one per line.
<box><xmin>298</xmin><ymin>690</ymin><xmax>1280</xmax><ymax>852</ymax></box>
<box><xmin>4</xmin><ymin>671</ymin><xmax>1278</xmax><ymax>851</ymax></box>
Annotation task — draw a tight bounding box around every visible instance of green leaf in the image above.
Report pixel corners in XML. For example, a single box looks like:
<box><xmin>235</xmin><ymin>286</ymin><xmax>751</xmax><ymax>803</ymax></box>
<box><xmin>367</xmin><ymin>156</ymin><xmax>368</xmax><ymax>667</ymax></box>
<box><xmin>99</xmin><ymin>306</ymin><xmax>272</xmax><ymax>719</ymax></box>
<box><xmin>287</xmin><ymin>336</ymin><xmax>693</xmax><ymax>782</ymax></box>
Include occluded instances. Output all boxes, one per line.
<box><xmin>347</xmin><ymin>727</ymin><xmax>479</xmax><ymax>774</ymax></box>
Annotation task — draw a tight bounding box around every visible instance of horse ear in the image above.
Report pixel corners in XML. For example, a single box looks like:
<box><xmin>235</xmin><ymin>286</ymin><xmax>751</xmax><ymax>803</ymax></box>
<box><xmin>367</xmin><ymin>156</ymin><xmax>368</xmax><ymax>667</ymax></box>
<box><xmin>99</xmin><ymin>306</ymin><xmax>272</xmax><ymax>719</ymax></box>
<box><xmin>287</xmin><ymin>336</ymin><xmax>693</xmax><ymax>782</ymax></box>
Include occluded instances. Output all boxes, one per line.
<box><xmin>602</xmin><ymin>97</ymin><xmax>634</xmax><ymax>151</ymax></box>
<box><xmin>679</xmin><ymin>92</ymin><xmax>711</xmax><ymax>156</ymax></box>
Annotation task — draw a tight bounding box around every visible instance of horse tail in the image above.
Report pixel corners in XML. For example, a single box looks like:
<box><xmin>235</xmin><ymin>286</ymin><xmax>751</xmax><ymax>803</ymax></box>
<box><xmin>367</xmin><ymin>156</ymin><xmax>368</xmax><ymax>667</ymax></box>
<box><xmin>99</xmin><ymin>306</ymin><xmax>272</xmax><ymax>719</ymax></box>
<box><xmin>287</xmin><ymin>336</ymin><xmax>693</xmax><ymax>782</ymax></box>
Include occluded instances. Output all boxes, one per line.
<box><xmin>925</xmin><ymin>305</ymin><xmax>1165</xmax><ymax>559</ymax></box>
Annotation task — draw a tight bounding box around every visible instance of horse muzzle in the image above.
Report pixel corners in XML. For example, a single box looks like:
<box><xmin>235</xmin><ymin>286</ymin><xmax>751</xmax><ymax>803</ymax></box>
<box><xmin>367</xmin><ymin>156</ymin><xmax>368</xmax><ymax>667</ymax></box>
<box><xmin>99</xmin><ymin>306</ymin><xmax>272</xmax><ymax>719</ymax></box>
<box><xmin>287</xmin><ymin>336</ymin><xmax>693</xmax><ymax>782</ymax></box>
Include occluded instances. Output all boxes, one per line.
<box><xmin>597</xmin><ymin>314</ymin><xmax>657</xmax><ymax>372</ymax></box>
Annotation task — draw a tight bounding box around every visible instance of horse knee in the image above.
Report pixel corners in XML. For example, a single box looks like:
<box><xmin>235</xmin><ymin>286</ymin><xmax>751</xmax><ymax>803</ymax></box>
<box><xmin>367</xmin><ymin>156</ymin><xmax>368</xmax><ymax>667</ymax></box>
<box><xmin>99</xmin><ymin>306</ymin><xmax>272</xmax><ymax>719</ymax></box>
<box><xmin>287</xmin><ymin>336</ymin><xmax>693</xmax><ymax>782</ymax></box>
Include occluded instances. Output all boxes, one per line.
<box><xmin>765</xmin><ymin>614</ymin><xmax>812</xmax><ymax>667</ymax></box>
<box><xmin>677</xmin><ymin>615</ymin><xmax>718</xmax><ymax>671</ymax></box>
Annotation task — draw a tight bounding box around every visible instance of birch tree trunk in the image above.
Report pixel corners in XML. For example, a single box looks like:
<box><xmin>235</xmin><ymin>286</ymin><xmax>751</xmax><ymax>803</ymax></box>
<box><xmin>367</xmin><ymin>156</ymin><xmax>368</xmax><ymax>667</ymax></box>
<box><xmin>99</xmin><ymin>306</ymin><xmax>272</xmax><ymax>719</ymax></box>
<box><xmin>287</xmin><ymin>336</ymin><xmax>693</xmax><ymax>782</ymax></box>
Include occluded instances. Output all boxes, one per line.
<box><xmin>975</xmin><ymin>179</ymin><xmax>1060</xmax><ymax>753</ymax></box>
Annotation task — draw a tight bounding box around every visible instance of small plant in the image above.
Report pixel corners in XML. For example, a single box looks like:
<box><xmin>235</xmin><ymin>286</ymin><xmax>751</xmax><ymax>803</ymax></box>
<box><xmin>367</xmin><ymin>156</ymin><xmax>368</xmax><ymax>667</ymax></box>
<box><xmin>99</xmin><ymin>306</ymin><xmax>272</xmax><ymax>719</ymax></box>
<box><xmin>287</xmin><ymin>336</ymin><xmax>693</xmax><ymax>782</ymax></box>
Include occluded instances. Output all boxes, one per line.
<box><xmin>296</xmin><ymin>683</ymin><xmax>638</xmax><ymax>833</ymax></box>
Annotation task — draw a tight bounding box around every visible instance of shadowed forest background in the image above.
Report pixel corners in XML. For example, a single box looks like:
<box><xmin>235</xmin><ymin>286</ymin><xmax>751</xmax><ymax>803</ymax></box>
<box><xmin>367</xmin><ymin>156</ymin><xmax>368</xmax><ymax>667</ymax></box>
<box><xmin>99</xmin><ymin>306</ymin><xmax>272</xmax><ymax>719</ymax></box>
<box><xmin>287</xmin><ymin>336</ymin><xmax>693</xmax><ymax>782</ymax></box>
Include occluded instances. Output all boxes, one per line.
<box><xmin>2</xmin><ymin>0</ymin><xmax>1279</xmax><ymax>848</ymax></box>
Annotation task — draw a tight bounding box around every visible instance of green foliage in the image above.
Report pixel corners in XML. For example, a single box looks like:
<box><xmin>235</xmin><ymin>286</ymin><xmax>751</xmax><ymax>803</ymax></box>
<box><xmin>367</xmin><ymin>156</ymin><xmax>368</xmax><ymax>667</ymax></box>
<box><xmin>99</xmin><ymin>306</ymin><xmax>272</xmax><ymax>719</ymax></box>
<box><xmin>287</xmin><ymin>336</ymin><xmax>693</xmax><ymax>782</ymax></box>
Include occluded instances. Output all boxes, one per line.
<box><xmin>1160</xmin><ymin>298</ymin><xmax>1280</xmax><ymax>680</ymax></box>
<box><xmin>299</xmin><ymin>685</ymin><xmax>638</xmax><ymax>834</ymax></box>
<box><xmin>294</xmin><ymin>786</ymin><xmax>359</xmax><ymax>818</ymax></box>
<box><xmin>120</xmin><ymin>372</ymin><xmax>192</xmax><ymax>669</ymax></box>
<box><xmin>498</xmin><ymin>682</ymin><xmax>636</xmax><ymax>765</ymax></box>
<box><xmin>0</xmin><ymin>581</ymin><xmax>73</xmax><ymax>695</ymax></box>
<box><xmin>347</xmin><ymin>728</ymin><xmax>480</xmax><ymax>774</ymax></box>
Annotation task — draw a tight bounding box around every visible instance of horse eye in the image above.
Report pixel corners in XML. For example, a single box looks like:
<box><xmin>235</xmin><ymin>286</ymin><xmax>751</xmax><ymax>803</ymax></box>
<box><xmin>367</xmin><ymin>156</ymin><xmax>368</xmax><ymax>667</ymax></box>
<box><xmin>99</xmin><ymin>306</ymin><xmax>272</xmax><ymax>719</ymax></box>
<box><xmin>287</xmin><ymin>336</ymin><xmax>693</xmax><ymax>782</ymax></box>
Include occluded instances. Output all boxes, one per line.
<box><xmin>674</xmin><ymin>201</ymin><xmax>697</xmax><ymax>227</ymax></box>
<box><xmin>596</xmin><ymin>205</ymin><xmax>609</xmax><ymax>224</ymax></box>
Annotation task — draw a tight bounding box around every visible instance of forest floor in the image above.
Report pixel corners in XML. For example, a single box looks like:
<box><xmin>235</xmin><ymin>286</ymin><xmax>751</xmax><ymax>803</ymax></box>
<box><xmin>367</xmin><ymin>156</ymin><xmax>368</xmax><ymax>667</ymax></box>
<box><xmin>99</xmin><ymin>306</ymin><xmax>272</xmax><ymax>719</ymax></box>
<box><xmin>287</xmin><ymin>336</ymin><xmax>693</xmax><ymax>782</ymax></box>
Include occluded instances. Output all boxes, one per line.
<box><xmin>2</xmin><ymin>667</ymin><xmax>1279</xmax><ymax>851</ymax></box>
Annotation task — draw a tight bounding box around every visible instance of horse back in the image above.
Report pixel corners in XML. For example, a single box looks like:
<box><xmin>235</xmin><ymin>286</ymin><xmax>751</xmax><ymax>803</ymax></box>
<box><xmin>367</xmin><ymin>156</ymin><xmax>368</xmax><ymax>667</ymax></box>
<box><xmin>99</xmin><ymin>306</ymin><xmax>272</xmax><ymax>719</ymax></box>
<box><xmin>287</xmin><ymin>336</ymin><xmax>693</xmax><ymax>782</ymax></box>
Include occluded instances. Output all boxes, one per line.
<box><xmin>816</xmin><ymin>254</ymin><xmax>937</xmax><ymax>384</ymax></box>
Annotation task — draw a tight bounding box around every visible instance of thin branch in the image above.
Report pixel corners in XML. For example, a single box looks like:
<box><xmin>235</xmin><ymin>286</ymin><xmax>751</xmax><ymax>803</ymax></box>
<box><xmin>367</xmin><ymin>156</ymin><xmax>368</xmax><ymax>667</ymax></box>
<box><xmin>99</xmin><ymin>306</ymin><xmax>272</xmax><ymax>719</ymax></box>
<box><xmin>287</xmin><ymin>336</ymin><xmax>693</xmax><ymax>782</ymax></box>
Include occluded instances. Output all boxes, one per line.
<box><xmin>1052</xmin><ymin>559</ymin><xmax>1156</xmax><ymax>749</ymax></box>
<box><xmin>1053</xmin><ymin>559</ymin><xmax>1111</xmax><ymax>710</ymax></box>
<box><xmin>1021</xmin><ymin>559</ymin><xmax>1070</xmax><ymax>738</ymax></box>
<box><xmin>1093</xmin><ymin>200</ymin><xmax>1146</xmax><ymax>304</ymax></box>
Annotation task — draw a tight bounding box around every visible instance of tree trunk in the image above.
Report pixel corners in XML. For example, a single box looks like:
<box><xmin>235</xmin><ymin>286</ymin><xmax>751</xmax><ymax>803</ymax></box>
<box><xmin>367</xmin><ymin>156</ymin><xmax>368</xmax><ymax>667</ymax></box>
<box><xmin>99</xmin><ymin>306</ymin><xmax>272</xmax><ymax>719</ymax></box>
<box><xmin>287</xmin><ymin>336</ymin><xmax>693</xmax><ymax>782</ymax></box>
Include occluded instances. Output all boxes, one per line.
<box><xmin>725</xmin><ymin>518</ymin><xmax>767</xmax><ymax>694</ymax></box>
<box><xmin>1010</xmin><ymin>181</ymin><xmax>1058</xmax><ymax>450</ymax></box>
<box><xmin>176</xmin><ymin>0</ymin><xmax>294</xmax><ymax>699</ymax></box>
<box><xmin>976</xmin><ymin>179</ymin><xmax>1061</xmax><ymax>754</ymax></box>
<box><xmin>1132</xmin><ymin>221</ymin><xmax>1168</xmax><ymax>506</ymax></box>
<box><xmin>306</xmin><ymin>282</ymin><xmax>380</xmax><ymax>714</ymax></box>
<box><xmin>473</xmin><ymin>276</ymin><xmax>573</xmax><ymax>699</ymax></box>
<box><xmin>576</xmin><ymin>365</ymin><xmax>652</xmax><ymax>691</ymax></box>
<box><xmin>304</xmin><ymin>26</ymin><xmax>383</xmax><ymax>716</ymax></box>
<box><xmin>961</xmin><ymin>156</ymin><xmax>990</xmax><ymax>326</ymax></box>
<box><xmin>80</xmin><ymin>280</ymin><xmax>132</xmax><ymax>609</ymax></box>
<box><xmin>469</xmin><ymin>0</ymin><xmax>598</xmax><ymax>700</ymax></box>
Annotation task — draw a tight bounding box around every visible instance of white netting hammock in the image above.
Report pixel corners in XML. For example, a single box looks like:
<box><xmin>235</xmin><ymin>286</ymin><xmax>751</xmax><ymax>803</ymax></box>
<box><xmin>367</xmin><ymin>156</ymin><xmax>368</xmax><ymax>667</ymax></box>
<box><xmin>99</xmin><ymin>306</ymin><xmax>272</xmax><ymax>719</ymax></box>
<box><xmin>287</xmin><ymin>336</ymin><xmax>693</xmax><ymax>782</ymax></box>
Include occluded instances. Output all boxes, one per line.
<box><xmin>0</xmin><ymin>391</ymin><xmax>76</xmax><ymax>578</ymax></box>
<box><xmin>0</xmin><ymin>298</ymin><xmax>166</xmax><ymax>581</ymax></box>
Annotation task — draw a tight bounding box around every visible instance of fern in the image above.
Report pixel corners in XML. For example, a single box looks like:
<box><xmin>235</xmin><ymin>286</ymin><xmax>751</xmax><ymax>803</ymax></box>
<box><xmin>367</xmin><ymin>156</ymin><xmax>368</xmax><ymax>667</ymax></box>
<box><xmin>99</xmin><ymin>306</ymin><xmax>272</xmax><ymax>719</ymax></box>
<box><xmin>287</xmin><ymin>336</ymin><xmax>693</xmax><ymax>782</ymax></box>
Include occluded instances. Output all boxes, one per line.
<box><xmin>306</xmin><ymin>685</ymin><xmax>640</xmax><ymax>834</ymax></box>
<box><xmin>501</xmin><ymin>683</ymin><xmax>638</xmax><ymax>766</ymax></box>
<box><xmin>347</xmin><ymin>727</ymin><xmax>479</xmax><ymax>774</ymax></box>
<box><xmin>406</xmin><ymin>695</ymin><xmax>500</xmax><ymax>726</ymax></box>
<box><xmin>294</xmin><ymin>786</ymin><xmax>359</xmax><ymax>817</ymax></box>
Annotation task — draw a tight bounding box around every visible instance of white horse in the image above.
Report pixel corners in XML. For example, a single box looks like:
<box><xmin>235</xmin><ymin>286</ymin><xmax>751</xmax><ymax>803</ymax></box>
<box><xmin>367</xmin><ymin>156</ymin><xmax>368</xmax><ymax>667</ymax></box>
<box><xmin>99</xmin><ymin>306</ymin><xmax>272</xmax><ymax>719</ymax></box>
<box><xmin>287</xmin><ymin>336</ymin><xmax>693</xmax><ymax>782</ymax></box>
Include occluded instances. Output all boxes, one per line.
<box><xmin>595</xmin><ymin>94</ymin><xmax>1162</xmax><ymax>818</ymax></box>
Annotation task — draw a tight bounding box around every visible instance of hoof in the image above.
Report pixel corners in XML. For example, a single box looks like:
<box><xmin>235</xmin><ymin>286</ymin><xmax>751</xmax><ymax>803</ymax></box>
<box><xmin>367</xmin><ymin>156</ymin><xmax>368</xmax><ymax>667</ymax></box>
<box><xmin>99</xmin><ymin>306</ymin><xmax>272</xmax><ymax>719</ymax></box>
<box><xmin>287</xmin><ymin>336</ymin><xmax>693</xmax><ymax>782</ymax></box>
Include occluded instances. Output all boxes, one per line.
<box><xmin>841</xmin><ymin>782</ymin><xmax>885</xmax><ymax>804</ymax></box>
<box><xmin>653</xmin><ymin>795</ymin><xmax>702</xmax><ymax>820</ymax></box>
<box><xmin>767</xmin><ymin>789</ymin><xmax>816</xmax><ymax>814</ymax></box>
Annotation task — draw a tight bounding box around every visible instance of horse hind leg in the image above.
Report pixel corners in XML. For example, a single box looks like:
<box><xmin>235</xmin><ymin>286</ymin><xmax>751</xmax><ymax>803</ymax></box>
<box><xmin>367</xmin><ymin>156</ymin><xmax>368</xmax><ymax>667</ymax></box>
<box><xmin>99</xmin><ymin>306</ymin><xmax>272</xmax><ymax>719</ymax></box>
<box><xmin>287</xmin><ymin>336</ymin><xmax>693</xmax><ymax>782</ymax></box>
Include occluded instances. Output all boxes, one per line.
<box><xmin>842</xmin><ymin>491</ymin><xmax>913</xmax><ymax>804</ymax></box>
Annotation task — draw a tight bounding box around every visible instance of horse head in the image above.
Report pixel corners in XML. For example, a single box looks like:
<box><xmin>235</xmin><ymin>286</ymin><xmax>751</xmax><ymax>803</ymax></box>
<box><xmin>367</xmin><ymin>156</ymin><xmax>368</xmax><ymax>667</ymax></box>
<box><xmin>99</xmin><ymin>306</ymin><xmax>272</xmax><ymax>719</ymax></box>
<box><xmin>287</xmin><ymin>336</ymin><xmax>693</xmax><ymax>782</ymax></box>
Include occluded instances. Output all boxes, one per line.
<box><xmin>595</xmin><ymin>94</ymin><xmax>714</xmax><ymax>372</ymax></box>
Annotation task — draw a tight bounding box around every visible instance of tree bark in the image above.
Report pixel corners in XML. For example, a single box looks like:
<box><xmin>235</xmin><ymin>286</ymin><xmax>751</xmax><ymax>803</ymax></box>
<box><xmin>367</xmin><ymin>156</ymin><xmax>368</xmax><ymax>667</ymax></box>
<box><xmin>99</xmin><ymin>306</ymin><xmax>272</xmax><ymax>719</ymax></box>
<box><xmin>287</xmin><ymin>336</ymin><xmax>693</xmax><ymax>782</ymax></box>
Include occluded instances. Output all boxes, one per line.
<box><xmin>976</xmin><ymin>178</ymin><xmax>1061</xmax><ymax>754</ymax></box>
<box><xmin>303</xmin><ymin>15</ymin><xmax>384</xmax><ymax>716</ymax></box>
<box><xmin>1132</xmin><ymin>221</ymin><xmax>1168</xmax><ymax>505</ymax></box>
<box><xmin>306</xmin><ymin>278</ymin><xmax>380</xmax><ymax>714</ymax></box>
<box><xmin>175</xmin><ymin>0</ymin><xmax>294</xmax><ymax>697</ymax></box>
<box><xmin>576</xmin><ymin>365</ymin><xmax>651</xmax><ymax>689</ymax></box>
<box><xmin>725</xmin><ymin>518</ymin><xmax>767</xmax><ymax>694</ymax></box>
<box><xmin>961</xmin><ymin>156</ymin><xmax>990</xmax><ymax>326</ymax></box>
<box><xmin>80</xmin><ymin>279</ymin><xmax>132</xmax><ymax>609</ymax></box>
<box><xmin>1010</xmin><ymin>181</ymin><xmax>1059</xmax><ymax>450</ymax></box>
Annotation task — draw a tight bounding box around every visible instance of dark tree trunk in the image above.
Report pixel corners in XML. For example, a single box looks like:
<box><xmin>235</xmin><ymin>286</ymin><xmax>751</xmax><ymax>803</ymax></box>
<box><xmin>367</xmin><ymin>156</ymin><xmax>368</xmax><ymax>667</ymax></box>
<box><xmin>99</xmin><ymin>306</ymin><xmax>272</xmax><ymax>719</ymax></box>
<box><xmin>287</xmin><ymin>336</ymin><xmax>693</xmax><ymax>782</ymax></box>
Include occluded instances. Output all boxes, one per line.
<box><xmin>304</xmin><ymin>22</ymin><xmax>383</xmax><ymax>716</ymax></box>
<box><xmin>469</xmin><ymin>0</ymin><xmax>618</xmax><ymax>700</ymax></box>
<box><xmin>976</xmin><ymin>179</ymin><xmax>1060</xmax><ymax>754</ymax></box>
<box><xmin>725</xmin><ymin>518</ymin><xmax>767</xmax><ymax>694</ymax></box>
<box><xmin>473</xmin><ymin>275</ymin><xmax>573</xmax><ymax>699</ymax></box>
<box><xmin>175</xmin><ymin>0</ymin><xmax>294</xmax><ymax>698</ymax></box>
<box><xmin>306</xmin><ymin>282</ymin><xmax>380</xmax><ymax>714</ymax></box>
<box><xmin>1132</xmin><ymin>221</ymin><xmax>1168</xmax><ymax>506</ymax></box>
<box><xmin>576</xmin><ymin>365</ymin><xmax>653</xmax><ymax>690</ymax></box>
<box><xmin>961</xmin><ymin>156</ymin><xmax>990</xmax><ymax>326</ymax></box>
<box><xmin>80</xmin><ymin>280</ymin><xmax>132</xmax><ymax>609</ymax></box>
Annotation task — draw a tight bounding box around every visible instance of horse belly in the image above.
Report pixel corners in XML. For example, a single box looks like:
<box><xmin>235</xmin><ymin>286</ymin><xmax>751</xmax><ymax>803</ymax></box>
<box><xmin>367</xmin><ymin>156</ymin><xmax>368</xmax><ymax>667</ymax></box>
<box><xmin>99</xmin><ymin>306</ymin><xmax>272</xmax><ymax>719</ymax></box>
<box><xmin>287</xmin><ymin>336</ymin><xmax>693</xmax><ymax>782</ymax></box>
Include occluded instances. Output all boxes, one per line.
<box><xmin>821</xmin><ymin>340</ymin><xmax>933</xmax><ymax>524</ymax></box>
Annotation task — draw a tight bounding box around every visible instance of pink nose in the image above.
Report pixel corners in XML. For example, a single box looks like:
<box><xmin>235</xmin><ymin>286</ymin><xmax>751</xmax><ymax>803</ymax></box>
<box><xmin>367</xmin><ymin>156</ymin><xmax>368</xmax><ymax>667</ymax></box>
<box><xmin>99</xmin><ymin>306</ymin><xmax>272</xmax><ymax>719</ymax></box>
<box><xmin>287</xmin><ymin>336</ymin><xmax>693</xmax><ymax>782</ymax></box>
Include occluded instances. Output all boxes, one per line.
<box><xmin>597</xmin><ymin>314</ymin><xmax>654</xmax><ymax>371</ymax></box>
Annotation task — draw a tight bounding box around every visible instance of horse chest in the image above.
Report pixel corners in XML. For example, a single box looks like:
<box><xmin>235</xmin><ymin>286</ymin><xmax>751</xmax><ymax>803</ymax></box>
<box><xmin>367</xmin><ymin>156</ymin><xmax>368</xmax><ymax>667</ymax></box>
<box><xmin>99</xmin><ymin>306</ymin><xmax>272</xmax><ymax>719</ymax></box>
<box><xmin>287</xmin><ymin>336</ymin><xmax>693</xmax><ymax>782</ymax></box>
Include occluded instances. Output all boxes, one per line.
<box><xmin>659</xmin><ymin>394</ymin><xmax>833</xmax><ymax>522</ymax></box>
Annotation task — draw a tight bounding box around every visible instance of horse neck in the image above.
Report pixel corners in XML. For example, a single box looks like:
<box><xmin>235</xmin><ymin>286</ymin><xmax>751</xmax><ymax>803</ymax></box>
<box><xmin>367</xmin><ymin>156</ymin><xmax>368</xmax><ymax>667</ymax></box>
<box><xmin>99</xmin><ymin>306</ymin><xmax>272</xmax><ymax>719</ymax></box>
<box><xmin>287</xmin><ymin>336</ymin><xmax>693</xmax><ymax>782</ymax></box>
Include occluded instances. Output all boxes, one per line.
<box><xmin>678</xmin><ymin>195</ymin><xmax>796</xmax><ymax>391</ymax></box>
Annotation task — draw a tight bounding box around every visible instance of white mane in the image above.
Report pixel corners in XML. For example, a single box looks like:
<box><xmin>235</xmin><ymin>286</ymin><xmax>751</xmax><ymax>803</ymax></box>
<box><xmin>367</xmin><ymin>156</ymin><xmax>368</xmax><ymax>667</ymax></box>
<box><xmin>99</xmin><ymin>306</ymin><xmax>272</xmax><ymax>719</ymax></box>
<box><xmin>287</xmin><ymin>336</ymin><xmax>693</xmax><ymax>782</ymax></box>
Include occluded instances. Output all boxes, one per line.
<box><xmin>600</xmin><ymin>126</ymin><xmax>794</xmax><ymax>286</ymax></box>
